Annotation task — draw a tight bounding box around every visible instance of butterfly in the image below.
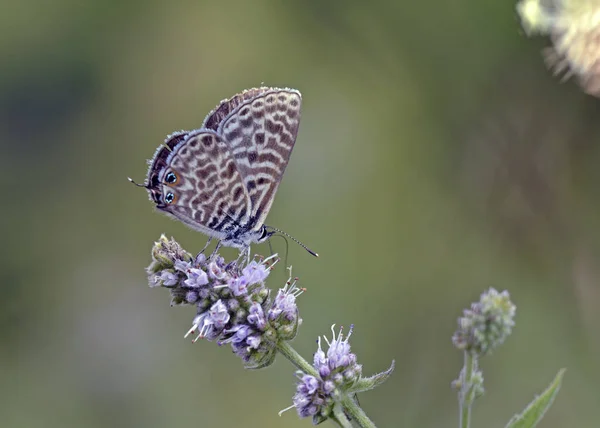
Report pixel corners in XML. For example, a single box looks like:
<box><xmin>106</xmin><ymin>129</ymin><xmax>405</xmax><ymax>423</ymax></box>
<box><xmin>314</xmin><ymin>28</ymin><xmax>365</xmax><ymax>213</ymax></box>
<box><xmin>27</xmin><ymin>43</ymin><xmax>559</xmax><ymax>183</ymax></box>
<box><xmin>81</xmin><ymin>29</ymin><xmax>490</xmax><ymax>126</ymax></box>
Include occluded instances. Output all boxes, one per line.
<box><xmin>131</xmin><ymin>87</ymin><xmax>317</xmax><ymax>259</ymax></box>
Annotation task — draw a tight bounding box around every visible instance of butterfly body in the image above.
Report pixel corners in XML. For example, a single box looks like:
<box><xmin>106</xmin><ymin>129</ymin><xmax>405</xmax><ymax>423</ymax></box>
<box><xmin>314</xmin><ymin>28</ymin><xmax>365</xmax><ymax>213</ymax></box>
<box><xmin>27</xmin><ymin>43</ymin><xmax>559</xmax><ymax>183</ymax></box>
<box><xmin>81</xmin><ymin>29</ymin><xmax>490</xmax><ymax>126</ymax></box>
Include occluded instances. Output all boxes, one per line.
<box><xmin>142</xmin><ymin>87</ymin><xmax>302</xmax><ymax>253</ymax></box>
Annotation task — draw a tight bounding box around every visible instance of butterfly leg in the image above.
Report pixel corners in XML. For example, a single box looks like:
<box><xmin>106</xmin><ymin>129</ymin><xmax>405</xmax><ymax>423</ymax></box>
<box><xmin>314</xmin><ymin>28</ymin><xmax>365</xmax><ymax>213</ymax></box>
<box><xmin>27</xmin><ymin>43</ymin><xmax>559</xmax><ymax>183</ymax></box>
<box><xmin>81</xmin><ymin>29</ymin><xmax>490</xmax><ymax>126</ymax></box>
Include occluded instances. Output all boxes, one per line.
<box><xmin>208</xmin><ymin>241</ymin><xmax>222</xmax><ymax>260</ymax></box>
<box><xmin>234</xmin><ymin>245</ymin><xmax>251</xmax><ymax>268</ymax></box>
<box><xmin>199</xmin><ymin>237</ymin><xmax>213</xmax><ymax>255</ymax></box>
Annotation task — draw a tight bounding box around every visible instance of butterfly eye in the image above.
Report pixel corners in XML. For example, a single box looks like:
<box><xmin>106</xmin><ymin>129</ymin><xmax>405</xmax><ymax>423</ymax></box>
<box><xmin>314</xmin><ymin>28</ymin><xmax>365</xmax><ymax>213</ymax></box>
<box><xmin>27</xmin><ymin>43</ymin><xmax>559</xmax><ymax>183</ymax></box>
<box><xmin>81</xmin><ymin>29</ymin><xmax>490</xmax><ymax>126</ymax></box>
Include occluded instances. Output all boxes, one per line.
<box><xmin>165</xmin><ymin>172</ymin><xmax>177</xmax><ymax>184</ymax></box>
<box><xmin>165</xmin><ymin>192</ymin><xmax>175</xmax><ymax>204</ymax></box>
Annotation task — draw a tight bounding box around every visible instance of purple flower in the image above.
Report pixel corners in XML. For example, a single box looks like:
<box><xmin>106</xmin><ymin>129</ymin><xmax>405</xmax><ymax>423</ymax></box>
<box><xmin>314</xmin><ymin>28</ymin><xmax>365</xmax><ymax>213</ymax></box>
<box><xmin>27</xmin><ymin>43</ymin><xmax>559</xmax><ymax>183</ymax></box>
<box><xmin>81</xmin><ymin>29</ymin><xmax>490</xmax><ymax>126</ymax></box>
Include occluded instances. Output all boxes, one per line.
<box><xmin>185</xmin><ymin>291</ymin><xmax>199</xmax><ymax>303</ymax></box>
<box><xmin>282</xmin><ymin>325</ymin><xmax>369</xmax><ymax>421</ymax></box>
<box><xmin>246</xmin><ymin>334</ymin><xmax>262</xmax><ymax>349</ymax></box>
<box><xmin>228</xmin><ymin>275</ymin><xmax>249</xmax><ymax>296</ymax></box>
<box><xmin>184</xmin><ymin>268</ymin><xmax>208</xmax><ymax>288</ymax></box>
<box><xmin>223</xmin><ymin>324</ymin><xmax>252</xmax><ymax>344</ymax></box>
<box><xmin>208</xmin><ymin>260</ymin><xmax>227</xmax><ymax>280</ymax></box>
<box><xmin>150</xmin><ymin>270</ymin><xmax>179</xmax><ymax>288</ymax></box>
<box><xmin>268</xmin><ymin>276</ymin><xmax>303</xmax><ymax>321</ymax></box>
<box><xmin>267</xmin><ymin>271</ymin><xmax>303</xmax><ymax>341</ymax></box>
<box><xmin>247</xmin><ymin>302</ymin><xmax>267</xmax><ymax>330</ymax></box>
<box><xmin>174</xmin><ymin>259</ymin><xmax>191</xmax><ymax>273</ymax></box>
<box><xmin>185</xmin><ymin>300</ymin><xmax>230</xmax><ymax>342</ymax></box>
<box><xmin>281</xmin><ymin>374</ymin><xmax>331</xmax><ymax>419</ymax></box>
<box><xmin>325</xmin><ymin>325</ymin><xmax>354</xmax><ymax>370</ymax></box>
<box><xmin>298</xmin><ymin>375</ymin><xmax>319</xmax><ymax>395</ymax></box>
<box><xmin>158</xmin><ymin>270</ymin><xmax>179</xmax><ymax>286</ymax></box>
<box><xmin>241</xmin><ymin>260</ymin><xmax>270</xmax><ymax>284</ymax></box>
<box><xmin>194</xmin><ymin>253</ymin><xmax>206</xmax><ymax>266</ymax></box>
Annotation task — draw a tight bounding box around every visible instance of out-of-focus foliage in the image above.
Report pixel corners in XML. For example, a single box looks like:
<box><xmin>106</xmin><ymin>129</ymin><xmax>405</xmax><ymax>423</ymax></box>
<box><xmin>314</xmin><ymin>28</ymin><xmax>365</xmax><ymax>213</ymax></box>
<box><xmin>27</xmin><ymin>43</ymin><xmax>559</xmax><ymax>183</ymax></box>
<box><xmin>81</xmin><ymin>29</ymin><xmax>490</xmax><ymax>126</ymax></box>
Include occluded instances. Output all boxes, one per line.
<box><xmin>1</xmin><ymin>0</ymin><xmax>599</xmax><ymax>427</ymax></box>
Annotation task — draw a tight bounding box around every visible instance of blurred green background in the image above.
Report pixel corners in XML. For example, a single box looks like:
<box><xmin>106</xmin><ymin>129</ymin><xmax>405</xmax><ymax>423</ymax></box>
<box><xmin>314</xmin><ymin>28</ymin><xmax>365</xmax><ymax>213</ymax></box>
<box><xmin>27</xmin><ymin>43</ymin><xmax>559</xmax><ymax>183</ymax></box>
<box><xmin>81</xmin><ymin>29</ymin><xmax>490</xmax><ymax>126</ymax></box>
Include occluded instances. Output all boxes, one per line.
<box><xmin>2</xmin><ymin>0</ymin><xmax>600</xmax><ymax>427</ymax></box>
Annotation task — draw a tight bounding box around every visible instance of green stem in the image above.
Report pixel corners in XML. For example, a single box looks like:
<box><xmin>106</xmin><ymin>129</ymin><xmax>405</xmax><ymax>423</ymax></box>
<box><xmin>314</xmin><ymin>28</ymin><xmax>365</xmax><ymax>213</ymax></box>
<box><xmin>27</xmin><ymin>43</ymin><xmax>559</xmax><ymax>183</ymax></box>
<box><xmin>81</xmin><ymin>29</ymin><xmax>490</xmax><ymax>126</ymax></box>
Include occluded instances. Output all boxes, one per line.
<box><xmin>276</xmin><ymin>340</ymin><xmax>318</xmax><ymax>377</ymax></box>
<box><xmin>459</xmin><ymin>351</ymin><xmax>476</xmax><ymax>428</ymax></box>
<box><xmin>340</xmin><ymin>395</ymin><xmax>377</xmax><ymax>428</ymax></box>
<box><xmin>332</xmin><ymin>404</ymin><xmax>354</xmax><ymax>428</ymax></box>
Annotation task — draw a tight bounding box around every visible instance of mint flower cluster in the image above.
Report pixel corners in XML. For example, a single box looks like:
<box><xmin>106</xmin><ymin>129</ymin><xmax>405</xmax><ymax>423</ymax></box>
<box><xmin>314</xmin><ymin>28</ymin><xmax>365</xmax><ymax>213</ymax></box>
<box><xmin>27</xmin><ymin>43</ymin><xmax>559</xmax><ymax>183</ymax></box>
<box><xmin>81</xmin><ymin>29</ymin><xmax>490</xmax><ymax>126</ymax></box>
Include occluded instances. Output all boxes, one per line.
<box><xmin>147</xmin><ymin>235</ymin><xmax>302</xmax><ymax>368</ymax></box>
<box><xmin>452</xmin><ymin>288</ymin><xmax>516</xmax><ymax>356</ymax></box>
<box><xmin>291</xmin><ymin>325</ymin><xmax>361</xmax><ymax>420</ymax></box>
<box><xmin>282</xmin><ymin>325</ymin><xmax>394</xmax><ymax>425</ymax></box>
<box><xmin>146</xmin><ymin>235</ymin><xmax>395</xmax><ymax>427</ymax></box>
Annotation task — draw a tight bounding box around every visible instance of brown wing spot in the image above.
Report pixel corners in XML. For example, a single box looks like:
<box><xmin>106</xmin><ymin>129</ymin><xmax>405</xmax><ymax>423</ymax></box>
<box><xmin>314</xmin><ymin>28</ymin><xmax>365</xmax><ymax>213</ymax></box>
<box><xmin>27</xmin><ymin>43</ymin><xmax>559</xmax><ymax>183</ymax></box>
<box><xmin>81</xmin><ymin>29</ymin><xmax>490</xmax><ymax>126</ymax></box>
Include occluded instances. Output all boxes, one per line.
<box><xmin>262</xmin><ymin>152</ymin><xmax>282</xmax><ymax>165</ymax></box>
<box><xmin>239</xmin><ymin>107</ymin><xmax>250</xmax><ymax>117</ymax></box>
<box><xmin>280</xmin><ymin>131</ymin><xmax>293</xmax><ymax>146</ymax></box>
<box><xmin>278</xmin><ymin>95</ymin><xmax>286</xmax><ymax>102</ymax></box>
<box><xmin>290</xmin><ymin>98</ymin><xmax>299</xmax><ymax>107</ymax></box>
<box><xmin>266</xmin><ymin>119</ymin><xmax>282</xmax><ymax>134</ymax></box>
<box><xmin>253</xmin><ymin>100</ymin><xmax>264</xmax><ymax>108</ymax></box>
<box><xmin>197</xmin><ymin>164</ymin><xmax>217</xmax><ymax>180</ymax></box>
<box><xmin>202</xmin><ymin>135</ymin><xmax>213</xmax><ymax>147</ymax></box>
<box><xmin>266</xmin><ymin>95</ymin><xmax>275</xmax><ymax>104</ymax></box>
<box><xmin>221</xmin><ymin>161</ymin><xmax>236</xmax><ymax>179</ymax></box>
<box><xmin>225</xmin><ymin>128</ymin><xmax>242</xmax><ymax>141</ymax></box>
<box><xmin>241</xmin><ymin>117</ymin><xmax>253</xmax><ymax>128</ymax></box>
<box><xmin>257</xmin><ymin>177</ymin><xmax>268</xmax><ymax>185</ymax></box>
<box><xmin>233</xmin><ymin>186</ymin><xmax>243</xmax><ymax>202</ymax></box>
<box><xmin>248</xmin><ymin>152</ymin><xmax>257</xmax><ymax>163</ymax></box>
<box><xmin>254</xmin><ymin>132</ymin><xmax>265</xmax><ymax>145</ymax></box>
<box><xmin>190</xmin><ymin>139</ymin><xmax>199</xmax><ymax>148</ymax></box>
<box><xmin>247</xmin><ymin>179</ymin><xmax>256</xmax><ymax>190</ymax></box>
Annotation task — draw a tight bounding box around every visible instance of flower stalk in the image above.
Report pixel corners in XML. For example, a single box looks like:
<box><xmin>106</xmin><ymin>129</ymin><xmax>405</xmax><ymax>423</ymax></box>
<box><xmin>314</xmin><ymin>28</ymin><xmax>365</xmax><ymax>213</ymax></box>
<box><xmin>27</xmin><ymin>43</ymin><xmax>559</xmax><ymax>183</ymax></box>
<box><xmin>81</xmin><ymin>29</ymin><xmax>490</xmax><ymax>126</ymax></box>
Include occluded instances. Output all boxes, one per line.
<box><xmin>452</xmin><ymin>288</ymin><xmax>516</xmax><ymax>428</ymax></box>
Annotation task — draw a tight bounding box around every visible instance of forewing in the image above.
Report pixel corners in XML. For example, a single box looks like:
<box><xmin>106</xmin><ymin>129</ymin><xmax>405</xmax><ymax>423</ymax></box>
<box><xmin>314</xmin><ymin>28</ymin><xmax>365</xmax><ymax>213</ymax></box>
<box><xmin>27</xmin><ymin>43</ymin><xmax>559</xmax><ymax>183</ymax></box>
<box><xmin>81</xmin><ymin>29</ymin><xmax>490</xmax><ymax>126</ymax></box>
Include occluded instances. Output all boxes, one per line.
<box><xmin>217</xmin><ymin>88</ymin><xmax>302</xmax><ymax>229</ymax></box>
<box><xmin>202</xmin><ymin>87</ymin><xmax>271</xmax><ymax>131</ymax></box>
<box><xmin>155</xmin><ymin>130</ymin><xmax>252</xmax><ymax>238</ymax></box>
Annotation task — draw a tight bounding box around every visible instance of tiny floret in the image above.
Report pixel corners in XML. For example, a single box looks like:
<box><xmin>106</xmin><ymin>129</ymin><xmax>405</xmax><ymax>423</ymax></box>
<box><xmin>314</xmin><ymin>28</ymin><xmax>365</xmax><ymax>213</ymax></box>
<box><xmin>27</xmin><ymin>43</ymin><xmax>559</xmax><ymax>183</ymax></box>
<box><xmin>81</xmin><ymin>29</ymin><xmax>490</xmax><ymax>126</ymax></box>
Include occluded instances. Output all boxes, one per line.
<box><xmin>184</xmin><ymin>268</ymin><xmax>209</xmax><ymax>288</ymax></box>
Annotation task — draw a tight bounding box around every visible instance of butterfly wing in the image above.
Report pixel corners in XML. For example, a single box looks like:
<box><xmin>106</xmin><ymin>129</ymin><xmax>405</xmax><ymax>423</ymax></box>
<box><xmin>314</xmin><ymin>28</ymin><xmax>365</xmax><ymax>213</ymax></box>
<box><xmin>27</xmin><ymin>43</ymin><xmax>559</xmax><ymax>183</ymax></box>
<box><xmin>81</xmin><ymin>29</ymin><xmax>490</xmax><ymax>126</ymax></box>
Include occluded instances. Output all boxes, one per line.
<box><xmin>148</xmin><ymin>130</ymin><xmax>252</xmax><ymax>239</ymax></box>
<box><xmin>202</xmin><ymin>88</ymin><xmax>271</xmax><ymax>131</ymax></box>
<box><xmin>210</xmin><ymin>88</ymin><xmax>302</xmax><ymax>231</ymax></box>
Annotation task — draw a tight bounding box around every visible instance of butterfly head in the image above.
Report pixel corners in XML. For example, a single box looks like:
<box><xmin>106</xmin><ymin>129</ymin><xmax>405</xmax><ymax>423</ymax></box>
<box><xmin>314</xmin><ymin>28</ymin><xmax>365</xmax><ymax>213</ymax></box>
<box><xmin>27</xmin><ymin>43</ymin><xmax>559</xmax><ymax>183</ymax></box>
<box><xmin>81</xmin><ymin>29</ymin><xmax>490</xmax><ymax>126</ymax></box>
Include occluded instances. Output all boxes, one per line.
<box><xmin>257</xmin><ymin>225</ymin><xmax>276</xmax><ymax>244</ymax></box>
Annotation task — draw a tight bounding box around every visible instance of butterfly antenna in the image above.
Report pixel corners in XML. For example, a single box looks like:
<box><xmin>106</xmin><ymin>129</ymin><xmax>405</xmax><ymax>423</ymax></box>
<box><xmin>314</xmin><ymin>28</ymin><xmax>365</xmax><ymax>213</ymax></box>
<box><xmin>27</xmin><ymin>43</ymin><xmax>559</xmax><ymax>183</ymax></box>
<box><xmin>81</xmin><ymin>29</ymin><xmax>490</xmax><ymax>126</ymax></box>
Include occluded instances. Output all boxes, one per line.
<box><xmin>127</xmin><ymin>177</ymin><xmax>148</xmax><ymax>188</ymax></box>
<box><xmin>269</xmin><ymin>233</ymin><xmax>290</xmax><ymax>268</ymax></box>
<box><xmin>266</xmin><ymin>226</ymin><xmax>318</xmax><ymax>258</ymax></box>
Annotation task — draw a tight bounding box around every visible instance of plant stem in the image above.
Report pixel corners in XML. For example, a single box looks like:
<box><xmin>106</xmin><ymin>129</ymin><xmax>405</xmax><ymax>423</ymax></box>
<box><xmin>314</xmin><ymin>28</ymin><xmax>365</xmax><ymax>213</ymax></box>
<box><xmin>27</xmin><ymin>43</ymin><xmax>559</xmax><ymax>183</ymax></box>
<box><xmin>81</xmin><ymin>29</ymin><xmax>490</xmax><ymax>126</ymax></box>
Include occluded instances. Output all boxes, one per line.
<box><xmin>332</xmin><ymin>404</ymin><xmax>354</xmax><ymax>428</ymax></box>
<box><xmin>340</xmin><ymin>395</ymin><xmax>377</xmax><ymax>428</ymax></box>
<box><xmin>459</xmin><ymin>351</ymin><xmax>475</xmax><ymax>428</ymax></box>
<box><xmin>276</xmin><ymin>340</ymin><xmax>318</xmax><ymax>377</ymax></box>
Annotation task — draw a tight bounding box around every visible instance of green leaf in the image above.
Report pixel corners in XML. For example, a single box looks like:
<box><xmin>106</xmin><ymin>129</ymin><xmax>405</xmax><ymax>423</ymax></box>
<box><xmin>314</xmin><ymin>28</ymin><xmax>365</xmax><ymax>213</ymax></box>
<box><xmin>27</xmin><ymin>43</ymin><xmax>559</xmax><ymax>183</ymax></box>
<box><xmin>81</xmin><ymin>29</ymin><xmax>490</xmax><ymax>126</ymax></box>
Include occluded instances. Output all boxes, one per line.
<box><xmin>505</xmin><ymin>368</ymin><xmax>566</xmax><ymax>428</ymax></box>
<box><xmin>349</xmin><ymin>360</ymin><xmax>395</xmax><ymax>394</ymax></box>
